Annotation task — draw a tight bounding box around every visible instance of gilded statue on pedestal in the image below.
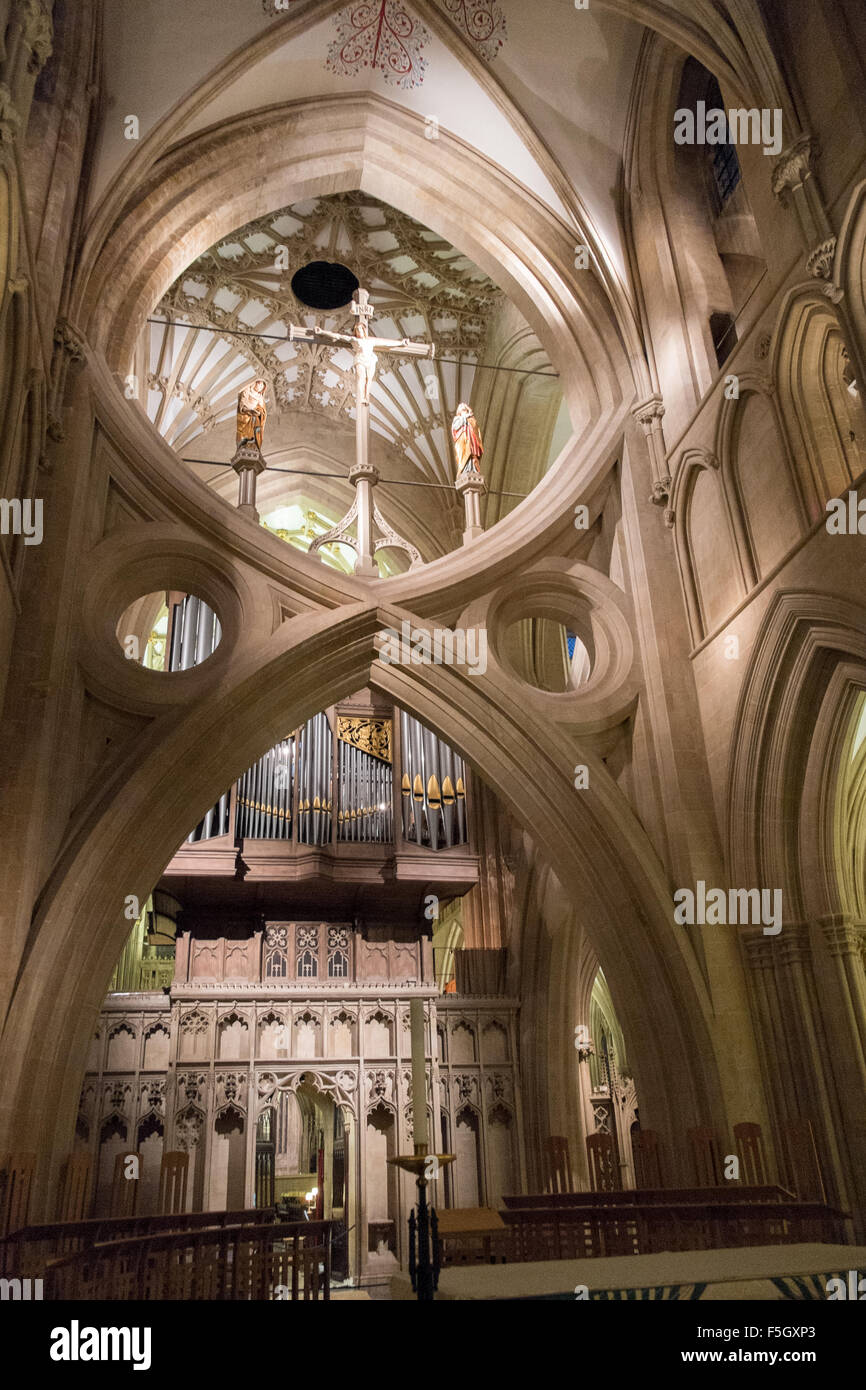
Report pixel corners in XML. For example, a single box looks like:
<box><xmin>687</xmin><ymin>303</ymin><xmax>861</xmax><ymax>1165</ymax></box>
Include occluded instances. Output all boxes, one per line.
<box><xmin>236</xmin><ymin>378</ymin><xmax>268</xmax><ymax>454</ymax></box>
<box><xmin>451</xmin><ymin>401</ymin><xmax>484</xmax><ymax>478</ymax></box>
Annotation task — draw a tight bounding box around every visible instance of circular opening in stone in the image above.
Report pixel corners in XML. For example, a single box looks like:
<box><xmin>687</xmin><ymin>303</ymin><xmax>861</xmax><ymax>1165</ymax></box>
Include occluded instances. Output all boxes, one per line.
<box><xmin>500</xmin><ymin>617</ymin><xmax>591</xmax><ymax>693</ymax></box>
<box><xmin>291</xmin><ymin>261</ymin><xmax>359</xmax><ymax>310</ymax></box>
<box><xmin>116</xmin><ymin>590</ymin><xmax>222</xmax><ymax>672</ymax></box>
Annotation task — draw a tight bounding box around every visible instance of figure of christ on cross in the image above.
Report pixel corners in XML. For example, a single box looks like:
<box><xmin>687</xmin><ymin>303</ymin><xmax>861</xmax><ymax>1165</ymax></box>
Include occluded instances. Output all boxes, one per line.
<box><xmin>289</xmin><ymin>288</ymin><xmax>436</xmax><ymax>471</ymax></box>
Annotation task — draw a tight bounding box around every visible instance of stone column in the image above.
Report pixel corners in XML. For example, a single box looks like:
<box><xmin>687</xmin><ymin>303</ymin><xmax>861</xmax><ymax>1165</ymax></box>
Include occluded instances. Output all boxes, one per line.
<box><xmin>455</xmin><ymin>468</ymin><xmax>485</xmax><ymax>543</ymax></box>
<box><xmin>230</xmin><ymin>445</ymin><xmax>266</xmax><ymax>522</ymax></box>
<box><xmin>631</xmin><ymin>394</ymin><xmax>669</xmax><ymax>498</ymax></box>
<box><xmin>742</xmin><ymin>923</ymin><xmax>859</xmax><ymax>1218</ymax></box>
<box><xmin>620</xmin><ymin>416</ymin><xmax>770</xmax><ymax>1154</ymax></box>
<box><xmin>771</xmin><ymin>136</ymin><xmax>835</xmax><ymax>271</ymax></box>
<box><xmin>349</xmin><ymin>461</ymin><xmax>379</xmax><ymax>580</ymax></box>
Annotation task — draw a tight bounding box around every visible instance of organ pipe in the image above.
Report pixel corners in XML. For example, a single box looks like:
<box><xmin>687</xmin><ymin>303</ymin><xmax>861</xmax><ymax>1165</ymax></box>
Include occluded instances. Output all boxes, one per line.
<box><xmin>183</xmin><ymin>702</ymin><xmax>463</xmax><ymax>852</ymax></box>
<box><xmin>174</xmin><ymin>595</ymin><xmax>226</xmax><ymax>843</ymax></box>
<box><xmin>399</xmin><ymin>710</ymin><xmax>468</xmax><ymax>850</ymax></box>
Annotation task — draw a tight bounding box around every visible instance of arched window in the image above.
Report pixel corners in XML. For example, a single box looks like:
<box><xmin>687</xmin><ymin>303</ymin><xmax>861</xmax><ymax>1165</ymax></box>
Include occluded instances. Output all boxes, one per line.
<box><xmin>673</xmin><ymin>59</ymin><xmax>767</xmax><ymax>375</ymax></box>
<box><xmin>328</xmin><ymin>950</ymin><xmax>348</xmax><ymax>978</ymax></box>
<box><xmin>298</xmin><ymin>949</ymin><xmax>317</xmax><ymax>978</ymax></box>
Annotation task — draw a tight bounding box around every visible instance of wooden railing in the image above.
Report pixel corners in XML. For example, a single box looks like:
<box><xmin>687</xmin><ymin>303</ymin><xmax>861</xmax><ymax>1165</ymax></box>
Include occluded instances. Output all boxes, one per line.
<box><xmin>44</xmin><ymin>1220</ymin><xmax>332</xmax><ymax>1301</ymax></box>
<box><xmin>0</xmin><ymin>1207</ymin><xmax>274</xmax><ymax>1278</ymax></box>
<box><xmin>501</xmin><ymin>1201</ymin><xmax>849</xmax><ymax>1264</ymax></box>
<box><xmin>501</xmin><ymin>1186</ymin><xmax>796</xmax><ymax>1209</ymax></box>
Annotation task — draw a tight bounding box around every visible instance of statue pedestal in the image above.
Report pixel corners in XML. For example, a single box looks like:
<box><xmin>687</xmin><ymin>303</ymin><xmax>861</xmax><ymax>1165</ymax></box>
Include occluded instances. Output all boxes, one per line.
<box><xmin>455</xmin><ymin>467</ymin><xmax>485</xmax><ymax>545</ymax></box>
<box><xmin>231</xmin><ymin>444</ymin><xmax>267</xmax><ymax>522</ymax></box>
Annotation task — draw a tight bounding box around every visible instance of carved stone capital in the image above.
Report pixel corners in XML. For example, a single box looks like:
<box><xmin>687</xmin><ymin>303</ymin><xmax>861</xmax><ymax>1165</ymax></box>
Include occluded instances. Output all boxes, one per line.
<box><xmin>741</xmin><ymin>928</ymin><xmax>776</xmax><ymax>970</ymax></box>
<box><xmin>348</xmin><ymin>461</ymin><xmax>379</xmax><ymax>487</ymax></box>
<box><xmin>230</xmin><ymin>443</ymin><xmax>266</xmax><ymax>474</ymax></box>
<box><xmin>455</xmin><ymin>467</ymin><xmax>485</xmax><ymax>496</ymax></box>
<box><xmin>819</xmin><ymin>915</ymin><xmax>863</xmax><ymax>959</ymax></box>
<box><xmin>771</xmin><ymin>135</ymin><xmax>818</xmax><ymax>201</ymax></box>
<box><xmin>755</xmin><ymin>332</ymin><xmax>772</xmax><ymax>362</ymax></box>
<box><xmin>631</xmin><ymin>394</ymin><xmax>665</xmax><ymax>434</ymax></box>
<box><xmin>53</xmin><ymin>317</ymin><xmax>86</xmax><ymax>363</ymax></box>
<box><xmin>46</xmin><ymin>413</ymin><xmax>64</xmax><ymax>443</ymax></box>
<box><xmin>649</xmin><ymin>474</ymin><xmax>671</xmax><ymax>506</ymax></box>
<box><xmin>806</xmin><ymin>235</ymin><xmax>837</xmax><ymax>281</ymax></box>
<box><xmin>21</xmin><ymin>0</ymin><xmax>53</xmax><ymax>74</ymax></box>
<box><xmin>776</xmin><ymin>922</ymin><xmax>812</xmax><ymax>967</ymax></box>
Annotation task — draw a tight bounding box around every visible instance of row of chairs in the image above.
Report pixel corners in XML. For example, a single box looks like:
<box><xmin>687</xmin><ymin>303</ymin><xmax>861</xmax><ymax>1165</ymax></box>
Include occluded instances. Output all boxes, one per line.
<box><xmin>544</xmin><ymin>1118</ymin><xmax>826</xmax><ymax>1198</ymax></box>
<box><xmin>1</xmin><ymin>1148</ymin><xmax>192</xmax><ymax>1238</ymax></box>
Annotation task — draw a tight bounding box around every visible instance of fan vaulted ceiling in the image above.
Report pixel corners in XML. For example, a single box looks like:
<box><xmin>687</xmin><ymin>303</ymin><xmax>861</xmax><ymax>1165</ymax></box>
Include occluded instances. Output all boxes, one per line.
<box><xmin>147</xmin><ymin>190</ymin><xmax>506</xmax><ymax>489</ymax></box>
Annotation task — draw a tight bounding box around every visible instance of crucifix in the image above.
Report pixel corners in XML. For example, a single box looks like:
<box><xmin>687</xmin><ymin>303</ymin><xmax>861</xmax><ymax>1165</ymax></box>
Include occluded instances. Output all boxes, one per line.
<box><xmin>288</xmin><ymin>288</ymin><xmax>435</xmax><ymax>577</ymax></box>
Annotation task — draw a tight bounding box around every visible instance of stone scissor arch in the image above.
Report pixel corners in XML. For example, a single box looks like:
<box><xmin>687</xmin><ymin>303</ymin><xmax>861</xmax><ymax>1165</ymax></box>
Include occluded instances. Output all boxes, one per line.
<box><xmin>0</xmin><ymin>601</ymin><xmax>725</xmax><ymax>1214</ymax></box>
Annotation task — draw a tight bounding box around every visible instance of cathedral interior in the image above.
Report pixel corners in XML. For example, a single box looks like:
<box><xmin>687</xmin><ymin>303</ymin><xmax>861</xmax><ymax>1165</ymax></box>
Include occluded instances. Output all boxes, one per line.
<box><xmin>2</xmin><ymin>0</ymin><xmax>866</xmax><ymax>1322</ymax></box>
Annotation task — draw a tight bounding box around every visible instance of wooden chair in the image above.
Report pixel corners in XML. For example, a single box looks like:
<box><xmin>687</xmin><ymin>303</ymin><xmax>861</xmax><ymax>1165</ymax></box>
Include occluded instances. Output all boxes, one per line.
<box><xmin>586</xmin><ymin>1132</ymin><xmax>621</xmax><ymax>1192</ymax></box>
<box><xmin>542</xmin><ymin>1135</ymin><xmax>573</xmax><ymax>1194</ymax></box>
<box><xmin>110</xmin><ymin>1152</ymin><xmax>141</xmax><ymax>1218</ymax></box>
<box><xmin>0</xmin><ymin>1153</ymin><xmax>36</xmax><ymax>1236</ymax></box>
<box><xmin>56</xmin><ymin>1153</ymin><xmax>92</xmax><ymax>1223</ymax></box>
<box><xmin>158</xmin><ymin>1151</ymin><xmax>188</xmax><ymax>1215</ymax></box>
<box><xmin>734</xmin><ymin>1122</ymin><xmax>767</xmax><ymax>1186</ymax></box>
<box><xmin>632</xmin><ymin>1128</ymin><xmax>664</xmax><ymax>1189</ymax></box>
<box><xmin>687</xmin><ymin>1127</ymin><xmax>722</xmax><ymax>1186</ymax></box>
<box><xmin>780</xmin><ymin>1117</ymin><xmax>826</xmax><ymax>1202</ymax></box>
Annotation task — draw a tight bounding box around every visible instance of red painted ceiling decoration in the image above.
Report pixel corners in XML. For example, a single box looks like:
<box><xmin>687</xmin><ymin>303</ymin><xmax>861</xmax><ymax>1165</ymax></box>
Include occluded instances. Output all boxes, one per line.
<box><xmin>264</xmin><ymin>0</ymin><xmax>508</xmax><ymax>88</ymax></box>
<box><xmin>326</xmin><ymin>2</ymin><xmax>430</xmax><ymax>88</ymax></box>
<box><xmin>440</xmin><ymin>0</ymin><xmax>507</xmax><ymax>63</ymax></box>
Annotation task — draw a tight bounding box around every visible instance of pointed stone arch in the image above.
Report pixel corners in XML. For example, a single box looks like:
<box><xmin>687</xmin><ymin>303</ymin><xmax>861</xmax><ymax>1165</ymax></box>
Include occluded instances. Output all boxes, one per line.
<box><xmin>725</xmin><ymin>589</ymin><xmax>866</xmax><ymax>1225</ymax></box>
<box><xmin>770</xmin><ymin>283</ymin><xmax>866</xmax><ymax>523</ymax></box>
<box><xmin>835</xmin><ymin>177</ymin><xmax>866</xmax><ymax>387</ymax></box>
<box><xmin>0</xmin><ymin>598</ymin><xmax>728</xmax><ymax>1212</ymax></box>
<box><xmin>727</xmin><ymin>588</ymin><xmax>866</xmax><ymax>916</ymax></box>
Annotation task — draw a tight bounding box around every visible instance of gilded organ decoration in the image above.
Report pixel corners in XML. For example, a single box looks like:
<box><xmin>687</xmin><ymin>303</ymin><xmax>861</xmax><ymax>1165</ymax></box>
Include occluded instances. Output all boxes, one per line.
<box><xmin>337</xmin><ymin>716</ymin><xmax>392</xmax><ymax>763</ymax></box>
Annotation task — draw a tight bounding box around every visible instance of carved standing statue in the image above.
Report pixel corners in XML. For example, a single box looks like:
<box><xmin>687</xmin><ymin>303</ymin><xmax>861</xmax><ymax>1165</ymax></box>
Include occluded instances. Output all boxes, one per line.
<box><xmin>236</xmin><ymin>377</ymin><xmax>268</xmax><ymax>454</ymax></box>
<box><xmin>451</xmin><ymin>401</ymin><xmax>484</xmax><ymax>478</ymax></box>
<box><xmin>231</xmin><ymin>378</ymin><xmax>269</xmax><ymax>522</ymax></box>
<box><xmin>451</xmin><ymin>402</ymin><xmax>485</xmax><ymax>545</ymax></box>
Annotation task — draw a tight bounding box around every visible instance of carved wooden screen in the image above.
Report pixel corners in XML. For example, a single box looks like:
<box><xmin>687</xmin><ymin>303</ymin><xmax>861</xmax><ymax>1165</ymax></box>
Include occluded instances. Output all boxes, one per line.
<box><xmin>263</xmin><ymin>924</ymin><xmax>289</xmax><ymax>980</ymax></box>
<box><xmin>297</xmin><ymin>925</ymin><xmax>319</xmax><ymax>978</ymax></box>
<box><xmin>258</xmin><ymin>923</ymin><xmax>356</xmax><ymax>981</ymax></box>
<box><xmin>327</xmin><ymin>926</ymin><xmax>350</xmax><ymax>978</ymax></box>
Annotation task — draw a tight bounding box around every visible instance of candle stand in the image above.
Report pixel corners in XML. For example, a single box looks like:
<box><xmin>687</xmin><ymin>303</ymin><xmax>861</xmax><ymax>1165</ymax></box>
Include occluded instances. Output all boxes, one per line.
<box><xmin>388</xmin><ymin>1144</ymin><xmax>455</xmax><ymax>1301</ymax></box>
